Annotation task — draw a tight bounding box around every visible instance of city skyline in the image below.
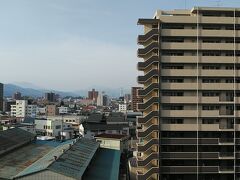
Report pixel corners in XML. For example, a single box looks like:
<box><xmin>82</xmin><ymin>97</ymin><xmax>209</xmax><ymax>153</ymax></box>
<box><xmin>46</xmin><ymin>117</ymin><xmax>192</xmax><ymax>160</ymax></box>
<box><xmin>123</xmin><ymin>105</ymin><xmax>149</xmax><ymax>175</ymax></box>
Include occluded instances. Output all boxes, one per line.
<box><xmin>0</xmin><ymin>0</ymin><xmax>240</xmax><ymax>91</ymax></box>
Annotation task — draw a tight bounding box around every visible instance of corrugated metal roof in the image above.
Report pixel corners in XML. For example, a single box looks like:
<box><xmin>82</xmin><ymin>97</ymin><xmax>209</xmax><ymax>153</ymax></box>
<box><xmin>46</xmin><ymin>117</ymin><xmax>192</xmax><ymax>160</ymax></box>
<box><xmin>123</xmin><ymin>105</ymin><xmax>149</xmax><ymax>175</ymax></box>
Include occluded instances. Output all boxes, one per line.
<box><xmin>15</xmin><ymin>138</ymin><xmax>99</xmax><ymax>179</ymax></box>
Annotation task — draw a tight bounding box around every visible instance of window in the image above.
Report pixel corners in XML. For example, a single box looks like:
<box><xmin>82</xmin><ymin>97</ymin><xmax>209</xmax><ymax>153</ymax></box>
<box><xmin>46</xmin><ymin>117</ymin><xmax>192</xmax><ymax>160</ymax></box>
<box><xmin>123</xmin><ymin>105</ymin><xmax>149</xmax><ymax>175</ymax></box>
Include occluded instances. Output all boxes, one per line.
<box><xmin>202</xmin><ymin>106</ymin><xmax>219</xmax><ymax>110</ymax></box>
<box><xmin>202</xmin><ymin>79</ymin><xmax>220</xmax><ymax>83</ymax></box>
<box><xmin>202</xmin><ymin>92</ymin><xmax>219</xmax><ymax>97</ymax></box>
<box><xmin>56</xmin><ymin>125</ymin><xmax>61</xmax><ymax>129</ymax></box>
<box><xmin>162</xmin><ymin>105</ymin><xmax>184</xmax><ymax>110</ymax></box>
<box><xmin>162</xmin><ymin>65</ymin><xmax>184</xmax><ymax>69</ymax></box>
<box><xmin>162</xmin><ymin>78</ymin><xmax>184</xmax><ymax>83</ymax></box>
<box><xmin>162</xmin><ymin>91</ymin><xmax>183</xmax><ymax>96</ymax></box>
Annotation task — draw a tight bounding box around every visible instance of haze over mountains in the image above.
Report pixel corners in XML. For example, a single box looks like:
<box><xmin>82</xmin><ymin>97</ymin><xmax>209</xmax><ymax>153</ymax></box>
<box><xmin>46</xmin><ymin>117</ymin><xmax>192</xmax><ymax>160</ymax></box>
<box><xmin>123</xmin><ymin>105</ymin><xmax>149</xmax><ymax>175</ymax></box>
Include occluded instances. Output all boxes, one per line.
<box><xmin>3</xmin><ymin>83</ymin><xmax>129</xmax><ymax>98</ymax></box>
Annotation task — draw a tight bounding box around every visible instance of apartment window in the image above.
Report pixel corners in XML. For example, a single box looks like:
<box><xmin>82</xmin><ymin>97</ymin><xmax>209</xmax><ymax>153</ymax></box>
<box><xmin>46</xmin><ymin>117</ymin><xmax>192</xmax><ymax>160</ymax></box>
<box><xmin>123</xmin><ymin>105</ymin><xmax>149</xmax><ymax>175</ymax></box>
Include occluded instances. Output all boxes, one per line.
<box><xmin>202</xmin><ymin>25</ymin><xmax>221</xmax><ymax>30</ymax></box>
<box><xmin>162</xmin><ymin>105</ymin><xmax>184</xmax><ymax>110</ymax></box>
<box><xmin>162</xmin><ymin>91</ymin><xmax>183</xmax><ymax>96</ymax></box>
<box><xmin>202</xmin><ymin>79</ymin><xmax>220</xmax><ymax>83</ymax></box>
<box><xmin>202</xmin><ymin>92</ymin><xmax>219</xmax><ymax>96</ymax></box>
<box><xmin>202</xmin><ymin>39</ymin><xmax>221</xmax><ymax>43</ymax></box>
<box><xmin>202</xmin><ymin>51</ymin><xmax>221</xmax><ymax>56</ymax></box>
<box><xmin>226</xmin><ymin>66</ymin><xmax>234</xmax><ymax>69</ymax></box>
<box><xmin>161</xmin><ymin>37</ymin><xmax>184</xmax><ymax>42</ymax></box>
<box><xmin>162</xmin><ymin>65</ymin><xmax>184</xmax><ymax>69</ymax></box>
<box><xmin>162</xmin><ymin>51</ymin><xmax>184</xmax><ymax>56</ymax></box>
<box><xmin>226</xmin><ymin>79</ymin><xmax>234</xmax><ymax>83</ymax></box>
<box><xmin>202</xmin><ymin>118</ymin><xmax>216</xmax><ymax>124</ymax></box>
<box><xmin>202</xmin><ymin>66</ymin><xmax>220</xmax><ymax>70</ymax></box>
<box><xmin>162</xmin><ymin>78</ymin><xmax>184</xmax><ymax>83</ymax></box>
<box><xmin>162</xmin><ymin>23</ymin><xmax>184</xmax><ymax>29</ymax></box>
<box><xmin>202</xmin><ymin>106</ymin><xmax>219</xmax><ymax>110</ymax></box>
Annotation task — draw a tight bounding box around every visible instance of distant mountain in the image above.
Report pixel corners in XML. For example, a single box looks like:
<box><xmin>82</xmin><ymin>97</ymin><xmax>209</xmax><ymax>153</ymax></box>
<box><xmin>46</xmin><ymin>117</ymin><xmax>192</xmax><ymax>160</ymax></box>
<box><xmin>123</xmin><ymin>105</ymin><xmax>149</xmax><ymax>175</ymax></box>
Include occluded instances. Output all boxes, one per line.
<box><xmin>3</xmin><ymin>84</ymin><xmax>79</xmax><ymax>98</ymax></box>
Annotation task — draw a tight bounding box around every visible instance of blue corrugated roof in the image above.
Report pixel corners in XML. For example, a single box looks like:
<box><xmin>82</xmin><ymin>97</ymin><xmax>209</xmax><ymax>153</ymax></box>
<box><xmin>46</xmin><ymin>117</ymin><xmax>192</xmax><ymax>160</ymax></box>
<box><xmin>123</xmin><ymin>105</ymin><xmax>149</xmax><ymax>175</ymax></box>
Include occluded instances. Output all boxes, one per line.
<box><xmin>83</xmin><ymin>148</ymin><xmax>121</xmax><ymax>180</ymax></box>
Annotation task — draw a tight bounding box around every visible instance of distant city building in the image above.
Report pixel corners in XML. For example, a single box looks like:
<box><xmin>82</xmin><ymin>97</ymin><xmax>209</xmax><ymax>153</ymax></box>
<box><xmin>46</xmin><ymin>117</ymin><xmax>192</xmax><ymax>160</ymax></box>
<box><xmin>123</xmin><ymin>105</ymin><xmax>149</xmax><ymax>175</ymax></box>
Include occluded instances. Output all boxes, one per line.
<box><xmin>44</xmin><ymin>92</ymin><xmax>56</xmax><ymax>102</ymax></box>
<box><xmin>46</xmin><ymin>104</ymin><xmax>59</xmax><ymax>116</ymax></box>
<box><xmin>58</xmin><ymin>106</ymin><xmax>70</xmax><ymax>115</ymax></box>
<box><xmin>97</xmin><ymin>91</ymin><xmax>103</xmax><ymax>106</ymax></box>
<box><xmin>27</xmin><ymin>104</ymin><xmax>37</xmax><ymax>117</ymax></box>
<box><xmin>124</xmin><ymin>93</ymin><xmax>131</xmax><ymax>104</ymax></box>
<box><xmin>35</xmin><ymin>117</ymin><xmax>73</xmax><ymax>139</ymax></box>
<box><xmin>88</xmin><ymin>88</ymin><xmax>98</xmax><ymax>102</ymax></box>
<box><xmin>37</xmin><ymin>107</ymin><xmax>46</xmax><ymax>115</ymax></box>
<box><xmin>103</xmin><ymin>94</ymin><xmax>110</xmax><ymax>106</ymax></box>
<box><xmin>118</xmin><ymin>104</ymin><xmax>127</xmax><ymax>113</ymax></box>
<box><xmin>12</xmin><ymin>92</ymin><xmax>22</xmax><ymax>100</ymax></box>
<box><xmin>11</xmin><ymin>100</ymin><xmax>28</xmax><ymax>118</ymax></box>
<box><xmin>0</xmin><ymin>83</ymin><xmax>3</xmax><ymax>112</ymax></box>
<box><xmin>131</xmin><ymin>87</ymin><xmax>142</xmax><ymax>112</ymax></box>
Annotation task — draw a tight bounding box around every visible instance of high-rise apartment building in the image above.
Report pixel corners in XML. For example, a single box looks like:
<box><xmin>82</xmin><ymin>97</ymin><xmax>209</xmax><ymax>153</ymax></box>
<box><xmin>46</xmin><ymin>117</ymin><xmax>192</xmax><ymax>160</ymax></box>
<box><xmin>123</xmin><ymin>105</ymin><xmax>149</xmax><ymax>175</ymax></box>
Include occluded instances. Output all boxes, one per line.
<box><xmin>131</xmin><ymin>87</ymin><xmax>142</xmax><ymax>112</ymax></box>
<box><xmin>88</xmin><ymin>89</ymin><xmax>99</xmax><ymax>103</ymax></box>
<box><xmin>136</xmin><ymin>7</ymin><xmax>240</xmax><ymax>180</ymax></box>
<box><xmin>45</xmin><ymin>92</ymin><xmax>56</xmax><ymax>102</ymax></box>
<box><xmin>0</xmin><ymin>83</ymin><xmax>3</xmax><ymax>112</ymax></box>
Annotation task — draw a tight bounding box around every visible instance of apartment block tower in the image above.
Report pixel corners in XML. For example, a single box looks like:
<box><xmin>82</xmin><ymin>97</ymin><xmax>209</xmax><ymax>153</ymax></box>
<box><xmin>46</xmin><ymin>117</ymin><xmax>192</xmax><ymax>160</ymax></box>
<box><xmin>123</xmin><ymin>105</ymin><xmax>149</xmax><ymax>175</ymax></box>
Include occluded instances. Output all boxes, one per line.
<box><xmin>136</xmin><ymin>7</ymin><xmax>240</xmax><ymax>180</ymax></box>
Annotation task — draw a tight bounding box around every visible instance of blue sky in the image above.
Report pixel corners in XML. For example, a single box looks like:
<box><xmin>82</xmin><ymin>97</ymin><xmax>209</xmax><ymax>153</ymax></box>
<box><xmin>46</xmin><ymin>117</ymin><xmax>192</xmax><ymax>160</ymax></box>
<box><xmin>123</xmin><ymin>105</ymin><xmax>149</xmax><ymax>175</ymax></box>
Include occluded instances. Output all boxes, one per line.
<box><xmin>0</xmin><ymin>0</ymin><xmax>239</xmax><ymax>91</ymax></box>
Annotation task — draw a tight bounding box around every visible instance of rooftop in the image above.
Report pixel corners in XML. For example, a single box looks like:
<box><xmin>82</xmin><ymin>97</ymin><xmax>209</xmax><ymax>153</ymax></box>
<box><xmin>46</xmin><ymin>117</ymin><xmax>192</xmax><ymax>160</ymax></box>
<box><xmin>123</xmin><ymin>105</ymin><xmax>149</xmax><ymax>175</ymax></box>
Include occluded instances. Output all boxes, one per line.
<box><xmin>15</xmin><ymin>138</ymin><xmax>99</xmax><ymax>179</ymax></box>
<box><xmin>0</xmin><ymin>140</ymin><xmax>67</xmax><ymax>179</ymax></box>
<box><xmin>95</xmin><ymin>133</ymin><xmax>128</xmax><ymax>140</ymax></box>
<box><xmin>83</xmin><ymin>148</ymin><xmax>121</xmax><ymax>180</ymax></box>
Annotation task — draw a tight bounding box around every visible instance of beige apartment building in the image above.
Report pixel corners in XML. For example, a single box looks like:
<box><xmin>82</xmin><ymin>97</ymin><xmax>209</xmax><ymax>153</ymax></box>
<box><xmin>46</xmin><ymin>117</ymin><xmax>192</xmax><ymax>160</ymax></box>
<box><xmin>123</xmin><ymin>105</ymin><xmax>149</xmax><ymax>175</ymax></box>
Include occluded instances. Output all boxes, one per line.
<box><xmin>136</xmin><ymin>7</ymin><xmax>240</xmax><ymax>180</ymax></box>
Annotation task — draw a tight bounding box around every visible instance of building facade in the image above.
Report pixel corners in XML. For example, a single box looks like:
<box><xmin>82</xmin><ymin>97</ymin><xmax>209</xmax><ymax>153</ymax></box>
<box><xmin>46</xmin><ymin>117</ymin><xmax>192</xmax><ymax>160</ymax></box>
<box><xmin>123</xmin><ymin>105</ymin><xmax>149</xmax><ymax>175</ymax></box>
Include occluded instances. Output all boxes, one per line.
<box><xmin>136</xmin><ymin>7</ymin><xmax>240</xmax><ymax>180</ymax></box>
<box><xmin>88</xmin><ymin>89</ymin><xmax>98</xmax><ymax>103</ymax></box>
<box><xmin>11</xmin><ymin>100</ymin><xmax>28</xmax><ymax>118</ymax></box>
<box><xmin>131</xmin><ymin>87</ymin><xmax>142</xmax><ymax>112</ymax></box>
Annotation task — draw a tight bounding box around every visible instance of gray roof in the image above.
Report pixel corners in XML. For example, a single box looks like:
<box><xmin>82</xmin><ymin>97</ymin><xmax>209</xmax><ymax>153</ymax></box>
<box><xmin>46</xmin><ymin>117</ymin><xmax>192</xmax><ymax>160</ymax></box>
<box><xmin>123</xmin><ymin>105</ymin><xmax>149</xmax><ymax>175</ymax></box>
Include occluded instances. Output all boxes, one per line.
<box><xmin>15</xmin><ymin>138</ymin><xmax>99</xmax><ymax>179</ymax></box>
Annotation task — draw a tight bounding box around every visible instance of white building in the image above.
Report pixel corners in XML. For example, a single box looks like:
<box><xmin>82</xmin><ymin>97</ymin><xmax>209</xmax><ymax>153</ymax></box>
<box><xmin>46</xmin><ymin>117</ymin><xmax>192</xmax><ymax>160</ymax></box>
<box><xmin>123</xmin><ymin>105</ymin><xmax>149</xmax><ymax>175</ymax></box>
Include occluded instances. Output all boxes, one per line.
<box><xmin>27</xmin><ymin>105</ymin><xmax>37</xmax><ymax>117</ymax></box>
<box><xmin>11</xmin><ymin>100</ymin><xmax>28</xmax><ymax>118</ymax></box>
<box><xmin>37</xmin><ymin>107</ymin><xmax>46</xmax><ymax>115</ymax></box>
<box><xmin>118</xmin><ymin>104</ymin><xmax>127</xmax><ymax>112</ymax></box>
<box><xmin>97</xmin><ymin>92</ymin><xmax>103</xmax><ymax>106</ymax></box>
<box><xmin>95</xmin><ymin>134</ymin><xmax>128</xmax><ymax>152</ymax></box>
<box><xmin>58</xmin><ymin>106</ymin><xmax>69</xmax><ymax>114</ymax></box>
<box><xmin>35</xmin><ymin>117</ymin><xmax>74</xmax><ymax>139</ymax></box>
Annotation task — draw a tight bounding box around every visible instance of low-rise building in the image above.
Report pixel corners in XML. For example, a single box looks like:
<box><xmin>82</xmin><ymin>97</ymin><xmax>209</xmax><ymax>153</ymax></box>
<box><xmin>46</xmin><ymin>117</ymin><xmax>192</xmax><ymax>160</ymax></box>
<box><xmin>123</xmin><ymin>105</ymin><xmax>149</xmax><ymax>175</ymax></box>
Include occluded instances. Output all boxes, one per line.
<box><xmin>118</xmin><ymin>104</ymin><xmax>127</xmax><ymax>112</ymax></box>
<box><xmin>95</xmin><ymin>133</ymin><xmax>128</xmax><ymax>152</ymax></box>
<box><xmin>11</xmin><ymin>100</ymin><xmax>28</xmax><ymax>118</ymax></box>
<box><xmin>35</xmin><ymin>117</ymin><xmax>73</xmax><ymax>139</ymax></box>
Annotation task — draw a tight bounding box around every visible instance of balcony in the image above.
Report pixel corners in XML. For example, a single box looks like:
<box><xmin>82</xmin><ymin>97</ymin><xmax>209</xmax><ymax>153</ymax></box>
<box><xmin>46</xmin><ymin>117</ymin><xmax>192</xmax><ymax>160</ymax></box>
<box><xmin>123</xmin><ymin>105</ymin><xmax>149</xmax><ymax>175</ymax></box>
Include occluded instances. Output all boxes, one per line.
<box><xmin>136</xmin><ymin>167</ymin><xmax>159</xmax><ymax>180</ymax></box>
<box><xmin>161</xmin><ymin>110</ymin><xmax>197</xmax><ymax>118</ymax></box>
<box><xmin>161</xmin><ymin>166</ymin><xmax>220</xmax><ymax>174</ymax></box>
<box><xmin>161</xmin><ymin>138</ymin><xmax>220</xmax><ymax>145</ymax></box>
<box><xmin>137</xmin><ymin>152</ymin><xmax>159</xmax><ymax>167</ymax></box>
<box><xmin>137</xmin><ymin>42</ymin><xmax>158</xmax><ymax>57</ymax></box>
<box><xmin>161</xmin><ymin>69</ymin><xmax>197</xmax><ymax>77</ymax></box>
<box><xmin>137</xmin><ymin>69</ymin><xmax>158</xmax><ymax>84</ymax></box>
<box><xmin>137</xmin><ymin>111</ymin><xmax>158</xmax><ymax>124</ymax></box>
<box><xmin>161</xmin><ymin>56</ymin><xmax>240</xmax><ymax>64</ymax></box>
<box><xmin>161</xmin><ymin>83</ymin><xmax>197</xmax><ymax>90</ymax></box>
<box><xmin>138</xmin><ymin>29</ymin><xmax>159</xmax><ymax>44</ymax></box>
<box><xmin>161</xmin><ymin>152</ymin><xmax>219</xmax><ymax>159</ymax></box>
<box><xmin>138</xmin><ymin>83</ymin><xmax>158</xmax><ymax>97</ymax></box>
<box><xmin>137</xmin><ymin>97</ymin><xmax>158</xmax><ymax>111</ymax></box>
<box><xmin>137</xmin><ymin>124</ymin><xmax>159</xmax><ymax>138</ymax></box>
<box><xmin>137</xmin><ymin>55</ymin><xmax>158</xmax><ymax>70</ymax></box>
<box><xmin>161</xmin><ymin>29</ymin><xmax>240</xmax><ymax>38</ymax></box>
<box><xmin>137</xmin><ymin>138</ymin><xmax>159</xmax><ymax>152</ymax></box>
<box><xmin>160</xmin><ymin>15</ymin><xmax>240</xmax><ymax>25</ymax></box>
<box><xmin>161</xmin><ymin>96</ymin><xmax>197</xmax><ymax>104</ymax></box>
